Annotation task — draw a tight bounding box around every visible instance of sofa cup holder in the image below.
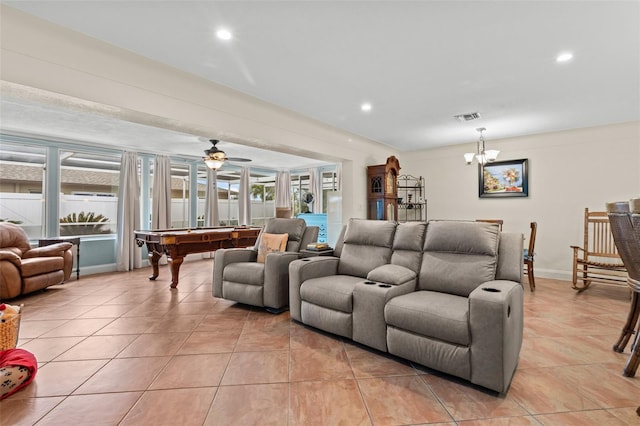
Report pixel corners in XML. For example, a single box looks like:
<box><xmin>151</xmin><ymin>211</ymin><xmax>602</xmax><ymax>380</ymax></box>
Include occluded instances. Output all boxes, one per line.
<box><xmin>363</xmin><ymin>281</ymin><xmax>376</xmax><ymax>285</ymax></box>
<box><xmin>378</xmin><ymin>284</ymin><xmax>392</xmax><ymax>288</ymax></box>
<box><xmin>482</xmin><ymin>287</ymin><xmax>501</xmax><ymax>292</ymax></box>
<box><xmin>301</xmin><ymin>259</ymin><xmax>311</xmax><ymax>262</ymax></box>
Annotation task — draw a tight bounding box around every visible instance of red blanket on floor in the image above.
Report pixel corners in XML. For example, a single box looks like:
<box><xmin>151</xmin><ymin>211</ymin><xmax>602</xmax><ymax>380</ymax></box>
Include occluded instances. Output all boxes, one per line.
<box><xmin>0</xmin><ymin>348</ymin><xmax>38</xmax><ymax>399</ymax></box>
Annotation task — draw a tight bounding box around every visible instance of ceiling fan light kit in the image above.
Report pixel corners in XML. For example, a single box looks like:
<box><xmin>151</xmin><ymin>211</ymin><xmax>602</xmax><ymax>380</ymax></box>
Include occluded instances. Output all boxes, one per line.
<box><xmin>203</xmin><ymin>139</ymin><xmax>251</xmax><ymax>169</ymax></box>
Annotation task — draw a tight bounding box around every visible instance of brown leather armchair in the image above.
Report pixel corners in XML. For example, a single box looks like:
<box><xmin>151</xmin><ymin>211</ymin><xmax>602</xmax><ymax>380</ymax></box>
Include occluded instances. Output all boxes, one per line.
<box><xmin>0</xmin><ymin>223</ymin><xmax>73</xmax><ymax>299</ymax></box>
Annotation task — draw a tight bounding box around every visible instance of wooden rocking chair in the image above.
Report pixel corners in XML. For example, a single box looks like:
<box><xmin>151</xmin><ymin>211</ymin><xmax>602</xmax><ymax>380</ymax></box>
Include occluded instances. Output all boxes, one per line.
<box><xmin>571</xmin><ymin>208</ymin><xmax>627</xmax><ymax>291</ymax></box>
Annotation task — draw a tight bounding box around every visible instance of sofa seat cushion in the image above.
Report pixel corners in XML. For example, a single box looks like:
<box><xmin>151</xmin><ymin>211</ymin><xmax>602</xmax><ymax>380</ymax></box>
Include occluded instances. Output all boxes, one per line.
<box><xmin>385</xmin><ymin>291</ymin><xmax>470</xmax><ymax>346</ymax></box>
<box><xmin>300</xmin><ymin>275</ymin><xmax>363</xmax><ymax>313</ymax></box>
<box><xmin>223</xmin><ymin>262</ymin><xmax>265</xmax><ymax>286</ymax></box>
<box><xmin>20</xmin><ymin>257</ymin><xmax>64</xmax><ymax>278</ymax></box>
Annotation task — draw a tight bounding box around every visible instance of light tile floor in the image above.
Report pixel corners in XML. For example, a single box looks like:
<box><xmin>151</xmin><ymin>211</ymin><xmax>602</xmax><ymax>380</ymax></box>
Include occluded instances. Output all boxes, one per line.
<box><xmin>1</xmin><ymin>259</ymin><xmax>639</xmax><ymax>425</ymax></box>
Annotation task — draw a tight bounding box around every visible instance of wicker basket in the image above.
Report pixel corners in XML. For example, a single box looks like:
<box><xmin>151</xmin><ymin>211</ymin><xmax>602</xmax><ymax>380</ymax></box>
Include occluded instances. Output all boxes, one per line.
<box><xmin>0</xmin><ymin>305</ymin><xmax>23</xmax><ymax>351</ymax></box>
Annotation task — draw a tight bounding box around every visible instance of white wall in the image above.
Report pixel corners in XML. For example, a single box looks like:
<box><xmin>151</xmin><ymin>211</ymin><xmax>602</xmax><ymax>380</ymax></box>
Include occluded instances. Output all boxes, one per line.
<box><xmin>401</xmin><ymin>121</ymin><xmax>640</xmax><ymax>280</ymax></box>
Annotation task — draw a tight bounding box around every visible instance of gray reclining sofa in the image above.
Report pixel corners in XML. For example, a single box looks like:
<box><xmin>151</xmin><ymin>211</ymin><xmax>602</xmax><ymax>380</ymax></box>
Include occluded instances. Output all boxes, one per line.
<box><xmin>289</xmin><ymin>218</ymin><xmax>524</xmax><ymax>393</ymax></box>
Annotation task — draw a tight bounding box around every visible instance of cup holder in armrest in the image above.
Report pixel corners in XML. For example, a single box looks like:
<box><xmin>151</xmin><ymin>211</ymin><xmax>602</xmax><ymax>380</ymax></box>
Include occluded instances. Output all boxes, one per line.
<box><xmin>378</xmin><ymin>284</ymin><xmax>392</xmax><ymax>288</ymax></box>
<box><xmin>301</xmin><ymin>259</ymin><xmax>311</xmax><ymax>261</ymax></box>
<box><xmin>363</xmin><ymin>281</ymin><xmax>376</xmax><ymax>285</ymax></box>
<box><xmin>482</xmin><ymin>287</ymin><xmax>501</xmax><ymax>292</ymax></box>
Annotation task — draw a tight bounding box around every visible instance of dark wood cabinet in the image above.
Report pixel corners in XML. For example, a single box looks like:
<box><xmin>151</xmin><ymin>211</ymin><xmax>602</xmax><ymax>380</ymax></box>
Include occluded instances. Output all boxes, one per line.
<box><xmin>366</xmin><ymin>156</ymin><xmax>400</xmax><ymax>221</ymax></box>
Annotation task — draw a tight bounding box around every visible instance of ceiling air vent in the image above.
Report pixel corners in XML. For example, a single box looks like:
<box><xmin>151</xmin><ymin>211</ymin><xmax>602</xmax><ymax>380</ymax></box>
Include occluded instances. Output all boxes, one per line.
<box><xmin>453</xmin><ymin>112</ymin><xmax>481</xmax><ymax>122</ymax></box>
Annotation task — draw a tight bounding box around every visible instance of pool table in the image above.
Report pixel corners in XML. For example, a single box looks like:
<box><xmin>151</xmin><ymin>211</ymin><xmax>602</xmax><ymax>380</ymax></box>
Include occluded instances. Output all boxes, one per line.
<box><xmin>134</xmin><ymin>226</ymin><xmax>261</xmax><ymax>288</ymax></box>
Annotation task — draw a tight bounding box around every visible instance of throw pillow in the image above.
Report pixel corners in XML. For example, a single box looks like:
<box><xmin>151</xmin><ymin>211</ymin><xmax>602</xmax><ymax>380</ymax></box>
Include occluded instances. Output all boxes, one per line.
<box><xmin>257</xmin><ymin>233</ymin><xmax>289</xmax><ymax>263</ymax></box>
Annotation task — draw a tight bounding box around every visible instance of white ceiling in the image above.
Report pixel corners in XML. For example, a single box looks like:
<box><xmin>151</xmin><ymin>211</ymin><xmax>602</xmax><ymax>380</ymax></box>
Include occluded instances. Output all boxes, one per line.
<box><xmin>1</xmin><ymin>1</ymin><xmax>639</xmax><ymax>168</ymax></box>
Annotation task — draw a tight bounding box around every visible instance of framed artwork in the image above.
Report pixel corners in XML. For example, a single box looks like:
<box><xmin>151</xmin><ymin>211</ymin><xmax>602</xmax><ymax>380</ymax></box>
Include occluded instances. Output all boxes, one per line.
<box><xmin>479</xmin><ymin>159</ymin><xmax>528</xmax><ymax>198</ymax></box>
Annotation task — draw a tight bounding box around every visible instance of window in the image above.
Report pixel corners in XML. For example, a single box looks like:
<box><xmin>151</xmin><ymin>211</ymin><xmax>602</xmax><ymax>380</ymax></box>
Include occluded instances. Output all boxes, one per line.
<box><xmin>291</xmin><ymin>173</ymin><xmax>311</xmax><ymax>216</ymax></box>
<box><xmin>0</xmin><ymin>143</ymin><xmax>46</xmax><ymax>238</ymax></box>
<box><xmin>289</xmin><ymin>167</ymin><xmax>337</xmax><ymax>215</ymax></box>
<box><xmin>250</xmin><ymin>171</ymin><xmax>276</xmax><ymax>226</ymax></box>
<box><xmin>196</xmin><ymin>167</ymin><xmax>276</xmax><ymax>227</ymax></box>
<box><xmin>59</xmin><ymin>150</ymin><xmax>121</xmax><ymax>236</ymax></box>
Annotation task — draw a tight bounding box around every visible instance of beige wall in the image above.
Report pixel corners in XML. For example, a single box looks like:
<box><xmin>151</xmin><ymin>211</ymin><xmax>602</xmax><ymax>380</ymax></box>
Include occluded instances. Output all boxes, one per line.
<box><xmin>402</xmin><ymin>121</ymin><xmax>640</xmax><ymax>280</ymax></box>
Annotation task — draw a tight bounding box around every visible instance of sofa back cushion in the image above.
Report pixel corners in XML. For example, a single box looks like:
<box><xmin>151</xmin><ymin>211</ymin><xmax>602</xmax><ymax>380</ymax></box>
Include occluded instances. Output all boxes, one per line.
<box><xmin>391</xmin><ymin>222</ymin><xmax>427</xmax><ymax>274</ymax></box>
<box><xmin>255</xmin><ymin>218</ymin><xmax>307</xmax><ymax>252</ymax></box>
<box><xmin>419</xmin><ymin>221</ymin><xmax>500</xmax><ymax>296</ymax></box>
<box><xmin>338</xmin><ymin>219</ymin><xmax>396</xmax><ymax>278</ymax></box>
<box><xmin>0</xmin><ymin>223</ymin><xmax>31</xmax><ymax>255</ymax></box>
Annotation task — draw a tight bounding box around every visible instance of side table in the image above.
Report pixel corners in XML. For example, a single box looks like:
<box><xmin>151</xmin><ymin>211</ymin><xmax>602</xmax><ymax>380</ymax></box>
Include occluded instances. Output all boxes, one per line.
<box><xmin>38</xmin><ymin>237</ymin><xmax>81</xmax><ymax>280</ymax></box>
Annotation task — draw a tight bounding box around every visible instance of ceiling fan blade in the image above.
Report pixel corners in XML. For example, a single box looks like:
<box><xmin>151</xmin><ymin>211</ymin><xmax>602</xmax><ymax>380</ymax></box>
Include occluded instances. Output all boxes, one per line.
<box><xmin>226</xmin><ymin>157</ymin><xmax>252</xmax><ymax>162</ymax></box>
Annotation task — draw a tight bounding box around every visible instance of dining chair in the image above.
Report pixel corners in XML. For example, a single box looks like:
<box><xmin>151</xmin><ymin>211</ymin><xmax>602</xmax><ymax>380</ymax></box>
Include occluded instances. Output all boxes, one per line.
<box><xmin>607</xmin><ymin>200</ymin><xmax>640</xmax><ymax>377</ymax></box>
<box><xmin>523</xmin><ymin>222</ymin><xmax>537</xmax><ymax>291</ymax></box>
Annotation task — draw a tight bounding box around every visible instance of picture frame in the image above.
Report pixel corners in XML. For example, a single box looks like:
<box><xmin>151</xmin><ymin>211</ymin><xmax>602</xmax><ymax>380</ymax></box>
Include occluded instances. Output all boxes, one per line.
<box><xmin>479</xmin><ymin>159</ymin><xmax>528</xmax><ymax>198</ymax></box>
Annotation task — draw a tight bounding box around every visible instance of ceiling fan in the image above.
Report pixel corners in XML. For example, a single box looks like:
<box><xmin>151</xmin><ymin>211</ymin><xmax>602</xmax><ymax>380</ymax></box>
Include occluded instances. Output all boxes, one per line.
<box><xmin>203</xmin><ymin>139</ymin><xmax>251</xmax><ymax>169</ymax></box>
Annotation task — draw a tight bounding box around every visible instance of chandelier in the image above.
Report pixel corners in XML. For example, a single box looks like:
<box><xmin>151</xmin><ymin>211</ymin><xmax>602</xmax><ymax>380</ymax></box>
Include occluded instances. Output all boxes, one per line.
<box><xmin>464</xmin><ymin>127</ymin><xmax>499</xmax><ymax>165</ymax></box>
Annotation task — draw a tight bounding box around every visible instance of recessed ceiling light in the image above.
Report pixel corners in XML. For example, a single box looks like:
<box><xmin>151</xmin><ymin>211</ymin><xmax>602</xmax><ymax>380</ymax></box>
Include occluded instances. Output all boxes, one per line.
<box><xmin>361</xmin><ymin>103</ymin><xmax>372</xmax><ymax>112</ymax></box>
<box><xmin>216</xmin><ymin>28</ymin><xmax>232</xmax><ymax>41</ymax></box>
<box><xmin>556</xmin><ymin>52</ymin><xmax>573</xmax><ymax>63</ymax></box>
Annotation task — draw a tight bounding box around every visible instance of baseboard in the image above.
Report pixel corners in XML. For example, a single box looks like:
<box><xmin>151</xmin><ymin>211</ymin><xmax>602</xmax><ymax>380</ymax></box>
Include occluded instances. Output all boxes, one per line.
<box><xmin>533</xmin><ymin>268</ymin><xmax>572</xmax><ymax>282</ymax></box>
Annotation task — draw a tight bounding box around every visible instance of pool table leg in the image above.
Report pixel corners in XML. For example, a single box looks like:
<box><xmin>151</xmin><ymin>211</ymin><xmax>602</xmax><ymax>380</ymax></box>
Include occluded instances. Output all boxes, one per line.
<box><xmin>148</xmin><ymin>250</ymin><xmax>162</xmax><ymax>280</ymax></box>
<box><xmin>168</xmin><ymin>256</ymin><xmax>184</xmax><ymax>288</ymax></box>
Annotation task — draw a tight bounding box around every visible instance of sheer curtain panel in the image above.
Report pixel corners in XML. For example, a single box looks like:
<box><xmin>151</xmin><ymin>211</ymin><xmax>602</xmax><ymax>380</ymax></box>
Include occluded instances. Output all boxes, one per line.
<box><xmin>116</xmin><ymin>151</ymin><xmax>141</xmax><ymax>271</ymax></box>
<box><xmin>239</xmin><ymin>167</ymin><xmax>251</xmax><ymax>226</ymax></box>
<box><xmin>205</xmin><ymin>168</ymin><xmax>219</xmax><ymax>227</ymax></box>
<box><xmin>152</xmin><ymin>155</ymin><xmax>172</xmax><ymax>230</ymax></box>
<box><xmin>275</xmin><ymin>171</ymin><xmax>292</xmax><ymax>209</ymax></box>
<box><xmin>309</xmin><ymin>167</ymin><xmax>323</xmax><ymax>213</ymax></box>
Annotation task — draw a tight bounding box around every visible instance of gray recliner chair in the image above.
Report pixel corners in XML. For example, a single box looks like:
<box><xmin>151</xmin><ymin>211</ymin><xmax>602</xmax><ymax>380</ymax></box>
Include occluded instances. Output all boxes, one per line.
<box><xmin>212</xmin><ymin>218</ymin><xmax>318</xmax><ymax>312</ymax></box>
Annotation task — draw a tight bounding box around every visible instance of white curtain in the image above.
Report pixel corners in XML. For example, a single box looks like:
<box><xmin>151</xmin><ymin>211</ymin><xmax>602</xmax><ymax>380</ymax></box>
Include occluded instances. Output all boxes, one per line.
<box><xmin>202</xmin><ymin>167</ymin><xmax>220</xmax><ymax>259</ymax></box>
<box><xmin>116</xmin><ymin>151</ymin><xmax>141</xmax><ymax>271</ymax></box>
<box><xmin>205</xmin><ymin>168</ymin><xmax>219</xmax><ymax>227</ymax></box>
<box><xmin>275</xmin><ymin>170</ymin><xmax>291</xmax><ymax>209</ymax></box>
<box><xmin>335</xmin><ymin>162</ymin><xmax>343</xmax><ymax>192</ymax></box>
<box><xmin>238</xmin><ymin>167</ymin><xmax>251</xmax><ymax>225</ymax></box>
<box><xmin>308</xmin><ymin>167</ymin><xmax>323</xmax><ymax>214</ymax></box>
<box><xmin>152</xmin><ymin>155</ymin><xmax>172</xmax><ymax>229</ymax></box>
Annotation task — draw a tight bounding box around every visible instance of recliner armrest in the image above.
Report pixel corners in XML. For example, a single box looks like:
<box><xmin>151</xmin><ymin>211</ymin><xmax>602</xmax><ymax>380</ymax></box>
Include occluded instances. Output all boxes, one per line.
<box><xmin>264</xmin><ymin>252</ymin><xmax>303</xmax><ymax>277</ymax></box>
<box><xmin>469</xmin><ymin>279</ymin><xmax>523</xmax><ymax>393</ymax></box>
<box><xmin>212</xmin><ymin>248</ymin><xmax>257</xmax><ymax>297</ymax></box>
<box><xmin>0</xmin><ymin>250</ymin><xmax>22</xmax><ymax>268</ymax></box>
<box><xmin>24</xmin><ymin>242</ymin><xmax>73</xmax><ymax>258</ymax></box>
<box><xmin>288</xmin><ymin>256</ymin><xmax>340</xmax><ymax>321</ymax></box>
<box><xmin>263</xmin><ymin>251</ymin><xmax>304</xmax><ymax>309</ymax></box>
